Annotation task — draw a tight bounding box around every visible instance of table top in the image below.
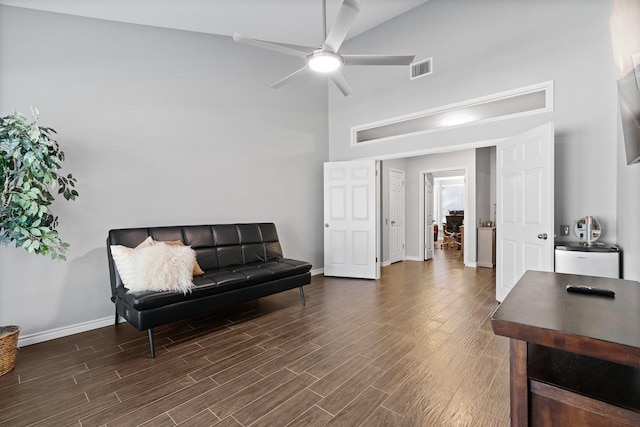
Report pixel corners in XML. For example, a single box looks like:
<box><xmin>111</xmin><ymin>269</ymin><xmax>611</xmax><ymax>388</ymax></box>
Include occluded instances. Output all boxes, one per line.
<box><xmin>491</xmin><ymin>270</ymin><xmax>640</xmax><ymax>366</ymax></box>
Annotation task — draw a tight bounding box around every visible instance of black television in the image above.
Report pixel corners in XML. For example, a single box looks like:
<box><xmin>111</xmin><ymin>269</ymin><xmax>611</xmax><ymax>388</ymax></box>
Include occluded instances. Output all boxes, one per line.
<box><xmin>619</xmin><ymin>91</ymin><xmax>640</xmax><ymax>165</ymax></box>
<box><xmin>611</xmin><ymin>0</ymin><xmax>640</xmax><ymax>165</ymax></box>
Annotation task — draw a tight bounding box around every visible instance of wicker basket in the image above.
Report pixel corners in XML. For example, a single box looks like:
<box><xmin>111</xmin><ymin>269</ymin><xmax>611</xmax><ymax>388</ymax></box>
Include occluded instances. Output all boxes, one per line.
<box><xmin>0</xmin><ymin>326</ymin><xmax>20</xmax><ymax>376</ymax></box>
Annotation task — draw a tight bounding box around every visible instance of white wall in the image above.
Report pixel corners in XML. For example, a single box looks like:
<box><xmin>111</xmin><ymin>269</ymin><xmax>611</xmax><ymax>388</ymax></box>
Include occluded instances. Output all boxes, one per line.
<box><xmin>329</xmin><ymin>0</ymin><xmax>619</xmax><ymax>247</ymax></box>
<box><xmin>0</xmin><ymin>6</ymin><xmax>328</xmax><ymax>340</ymax></box>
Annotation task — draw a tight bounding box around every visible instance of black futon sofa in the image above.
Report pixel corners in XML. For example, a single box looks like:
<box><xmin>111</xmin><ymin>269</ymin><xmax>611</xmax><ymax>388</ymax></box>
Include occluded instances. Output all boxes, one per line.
<box><xmin>107</xmin><ymin>223</ymin><xmax>312</xmax><ymax>357</ymax></box>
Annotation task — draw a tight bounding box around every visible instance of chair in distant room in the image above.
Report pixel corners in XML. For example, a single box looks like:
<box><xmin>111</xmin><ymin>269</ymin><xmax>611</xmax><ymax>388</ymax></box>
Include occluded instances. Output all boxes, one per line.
<box><xmin>441</xmin><ymin>224</ymin><xmax>454</xmax><ymax>249</ymax></box>
<box><xmin>442</xmin><ymin>213</ymin><xmax>464</xmax><ymax>250</ymax></box>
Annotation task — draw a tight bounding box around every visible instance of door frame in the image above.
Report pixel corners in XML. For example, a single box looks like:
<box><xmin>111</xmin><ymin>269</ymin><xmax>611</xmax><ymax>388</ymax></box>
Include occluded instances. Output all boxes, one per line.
<box><xmin>418</xmin><ymin>167</ymin><xmax>471</xmax><ymax>265</ymax></box>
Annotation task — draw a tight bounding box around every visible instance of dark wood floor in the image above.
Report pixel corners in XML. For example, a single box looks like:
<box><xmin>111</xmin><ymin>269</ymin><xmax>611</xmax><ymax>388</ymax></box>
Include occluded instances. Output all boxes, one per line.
<box><xmin>0</xmin><ymin>247</ymin><xmax>508</xmax><ymax>427</ymax></box>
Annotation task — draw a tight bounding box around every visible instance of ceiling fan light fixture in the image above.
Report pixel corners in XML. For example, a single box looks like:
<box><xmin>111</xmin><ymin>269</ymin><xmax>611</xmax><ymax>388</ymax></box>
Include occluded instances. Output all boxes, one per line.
<box><xmin>233</xmin><ymin>0</ymin><xmax>414</xmax><ymax>96</ymax></box>
<box><xmin>308</xmin><ymin>51</ymin><xmax>342</xmax><ymax>73</ymax></box>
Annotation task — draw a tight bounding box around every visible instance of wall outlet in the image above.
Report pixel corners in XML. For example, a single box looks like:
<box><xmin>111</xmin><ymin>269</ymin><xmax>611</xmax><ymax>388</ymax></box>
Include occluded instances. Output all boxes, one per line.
<box><xmin>560</xmin><ymin>224</ymin><xmax>570</xmax><ymax>236</ymax></box>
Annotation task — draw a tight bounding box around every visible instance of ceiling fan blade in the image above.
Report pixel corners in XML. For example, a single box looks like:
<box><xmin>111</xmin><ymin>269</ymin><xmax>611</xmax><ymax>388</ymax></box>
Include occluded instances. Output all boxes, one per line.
<box><xmin>343</xmin><ymin>54</ymin><xmax>416</xmax><ymax>66</ymax></box>
<box><xmin>330</xmin><ymin>69</ymin><xmax>354</xmax><ymax>97</ymax></box>
<box><xmin>323</xmin><ymin>0</ymin><xmax>360</xmax><ymax>53</ymax></box>
<box><xmin>233</xmin><ymin>33</ymin><xmax>309</xmax><ymax>59</ymax></box>
<box><xmin>269</xmin><ymin>66</ymin><xmax>309</xmax><ymax>89</ymax></box>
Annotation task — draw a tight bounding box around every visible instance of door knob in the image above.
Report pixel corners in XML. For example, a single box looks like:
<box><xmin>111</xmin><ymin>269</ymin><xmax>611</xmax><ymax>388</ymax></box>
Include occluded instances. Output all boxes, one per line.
<box><xmin>391</xmin><ymin>221</ymin><xmax>396</xmax><ymax>225</ymax></box>
<box><xmin>537</xmin><ymin>233</ymin><xmax>548</xmax><ymax>240</ymax></box>
<box><xmin>325</xmin><ymin>223</ymin><xmax>329</xmax><ymax>227</ymax></box>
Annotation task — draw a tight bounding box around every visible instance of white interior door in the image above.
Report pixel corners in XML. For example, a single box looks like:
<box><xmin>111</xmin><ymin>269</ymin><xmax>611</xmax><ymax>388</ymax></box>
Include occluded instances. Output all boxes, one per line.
<box><xmin>496</xmin><ymin>122</ymin><xmax>555</xmax><ymax>302</ymax></box>
<box><xmin>424</xmin><ymin>173</ymin><xmax>434</xmax><ymax>260</ymax></box>
<box><xmin>389</xmin><ymin>169</ymin><xmax>405</xmax><ymax>264</ymax></box>
<box><xmin>324</xmin><ymin>160</ymin><xmax>379</xmax><ymax>279</ymax></box>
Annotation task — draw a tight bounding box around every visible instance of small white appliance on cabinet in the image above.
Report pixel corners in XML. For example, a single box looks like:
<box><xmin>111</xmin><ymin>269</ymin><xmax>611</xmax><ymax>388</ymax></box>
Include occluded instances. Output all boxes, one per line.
<box><xmin>554</xmin><ymin>243</ymin><xmax>620</xmax><ymax>279</ymax></box>
<box><xmin>555</xmin><ymin>215</ymin><xmax>620</xmax><ymax>279</ymax></box>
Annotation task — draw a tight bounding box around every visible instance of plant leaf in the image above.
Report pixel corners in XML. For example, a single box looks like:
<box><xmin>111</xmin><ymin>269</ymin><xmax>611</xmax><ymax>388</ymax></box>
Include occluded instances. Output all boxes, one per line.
<box><xmin>0</xmin><ymin>109</ymin><xmax>78</xmax><ymax>261</ymax></box>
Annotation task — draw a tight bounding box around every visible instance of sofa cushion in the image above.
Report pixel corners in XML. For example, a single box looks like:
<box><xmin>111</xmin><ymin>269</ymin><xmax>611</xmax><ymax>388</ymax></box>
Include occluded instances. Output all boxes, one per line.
<box><xmin>163</xmin><ymin>240</ymin><xmax>205</xmax><ymax>276</ymax></box>
<box><xmin>149</xmin><ymin>227</ymin><xmax>184</xmax><ymax>242</ymax></box>
<box><xmin>119</xmin><ymin>258</ymin><xmax>312</xmax><ymax>310</ymax></box>
<box><xmin>212</xmin><ymin>224</ymin><xmax>241</xmax><ymax>246</ymax></box>
<box><xmin>125</xmin><ymin>242</ymin><xmax>196</xmax><ymax>295</ymax></box>
<box><xmin>216</xmin><ymin>245</ymin><xmax>244</xmax><ymax>268</ymax></box>
<box><xmin>110</xmin><ymin>236</ymin><xmax>154</xmax><ymax>288</ymax></box>
<box><xmin>242</xmin><ymin>243</ymin><xmax>267</xmax><ymax>264</ymax></box>
<box><xmin>194</xmin><ymin>247</ymin><xmax>219</xmax><ymax>271</ymax></box>
<box><xmin>237</xmin><ymin>223</ymin><xmax>262</xmax><ymax>243</ymax></box>
<box><xmin>181</xmin><ymin>225</ymin><xmax>213</xmax><ymax>246</ymax></box>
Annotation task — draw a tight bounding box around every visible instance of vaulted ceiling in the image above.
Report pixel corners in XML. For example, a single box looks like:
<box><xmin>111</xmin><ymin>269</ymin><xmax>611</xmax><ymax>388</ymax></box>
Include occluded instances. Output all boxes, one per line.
<box><xmin>0</xmin><ymin>0</ymin><xmax>429</xmax><ymax>47</ymax></box>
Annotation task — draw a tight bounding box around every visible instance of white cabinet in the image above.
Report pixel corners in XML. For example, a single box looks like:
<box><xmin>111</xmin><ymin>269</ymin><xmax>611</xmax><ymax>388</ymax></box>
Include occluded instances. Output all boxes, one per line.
<box><xmin>554</xmin><ymin>245</ymin><xmax>620</xmax><ymax>279</ymax></box>
<box><xmin>478</xmin><ymin>227</ymin><xmax>496</xmax><ymax>268</ymax></box>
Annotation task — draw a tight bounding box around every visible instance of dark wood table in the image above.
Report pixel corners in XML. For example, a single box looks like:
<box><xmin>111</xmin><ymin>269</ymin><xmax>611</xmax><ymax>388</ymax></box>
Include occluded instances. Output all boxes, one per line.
<box><xmin>491</xmin><ymin>270</ymin><xmax>640</xmax><ymax>426</ymax></box>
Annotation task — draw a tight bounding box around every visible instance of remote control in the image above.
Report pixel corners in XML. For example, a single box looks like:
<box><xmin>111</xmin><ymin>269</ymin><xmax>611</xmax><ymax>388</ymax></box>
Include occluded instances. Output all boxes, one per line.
<box><xmin>566</xmin><ymin>285</ymin><xmax>615</xmax><ymax>297</ymax></box>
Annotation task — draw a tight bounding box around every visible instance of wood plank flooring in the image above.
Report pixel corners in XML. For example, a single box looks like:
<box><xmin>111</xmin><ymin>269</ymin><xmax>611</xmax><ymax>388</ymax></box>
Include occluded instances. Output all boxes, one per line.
<box><xmin>0</xmin><ymin>247</ymin><xmax>508</xmax><ymax>426</ymax></box>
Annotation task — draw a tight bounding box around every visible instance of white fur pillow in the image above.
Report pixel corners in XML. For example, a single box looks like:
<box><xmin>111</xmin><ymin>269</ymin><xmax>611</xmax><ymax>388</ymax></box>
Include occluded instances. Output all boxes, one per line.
<box><xmin>110</xmin><ymin>236</ymin><xmax>154</xmax><ymax>289</ymax></box>
<box><xmin>128</xmin><ymin>242</ymin><xmax>195</xmax><ymax>295</ymax></box>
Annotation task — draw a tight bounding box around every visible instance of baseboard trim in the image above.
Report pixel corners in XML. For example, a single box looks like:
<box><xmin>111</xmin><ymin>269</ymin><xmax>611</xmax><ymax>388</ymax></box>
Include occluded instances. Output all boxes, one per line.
<box><xmin>477</xmin><ymin>262</ymin><xmax>495</xmax><ymax>268</ymax></box>
<box><xmin>19</xmin><ymin>268</ymin><xmax>326</xmax><ymax>347</ymax></box>
<box><xmin>405</xmin><ymin>256</ymin><xmax>423</xmax><ymax>262</ymax></box>
<box><xmin>17</xmin><ymin>316</ymin><xmax>119</xmax><ymax>348</ymax></box>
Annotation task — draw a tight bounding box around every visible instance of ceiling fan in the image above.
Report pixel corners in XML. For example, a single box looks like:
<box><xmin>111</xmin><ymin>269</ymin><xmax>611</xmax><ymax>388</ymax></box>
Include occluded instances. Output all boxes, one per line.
<box><xmin>233</xmin><ymin>0</ymin><xmax>416</xmax><ymax>96</ymax></box>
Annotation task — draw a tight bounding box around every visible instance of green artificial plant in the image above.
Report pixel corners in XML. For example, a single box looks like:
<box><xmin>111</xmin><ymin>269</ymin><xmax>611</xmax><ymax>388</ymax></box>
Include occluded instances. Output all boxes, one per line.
<box><xmin>0</xmin><ymin>109</ymin><xmax>78</xmax><ymax>260</ymax></box>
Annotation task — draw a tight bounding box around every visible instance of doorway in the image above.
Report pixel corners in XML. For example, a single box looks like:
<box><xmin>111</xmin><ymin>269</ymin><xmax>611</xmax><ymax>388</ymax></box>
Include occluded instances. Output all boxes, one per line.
<box><xmin>380</xmin><ymin>151</ymin><xmax>477</xmax><ymax>267</ymax></box>
<box><xmin>422</xmin><ymin>169</ymin><xmax>468</xmax><ymax>262</ymax></box>
<box><xmin>327</xmin><ymin>125</ymin><xmax>553</xmax><ymax>303</ymax></box>
<box><xmin>427</xmin><ymin>172</ymin><xmax>467</xmax><ymax>259</ymax></box>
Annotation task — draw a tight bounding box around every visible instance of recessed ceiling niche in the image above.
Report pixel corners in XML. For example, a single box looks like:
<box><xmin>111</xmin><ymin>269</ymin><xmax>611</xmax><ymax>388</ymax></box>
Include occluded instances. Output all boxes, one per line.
<box><xmin>352</xmin><ymin>81</ymin><xmax>553</xmax><ymax>145</ymax></box>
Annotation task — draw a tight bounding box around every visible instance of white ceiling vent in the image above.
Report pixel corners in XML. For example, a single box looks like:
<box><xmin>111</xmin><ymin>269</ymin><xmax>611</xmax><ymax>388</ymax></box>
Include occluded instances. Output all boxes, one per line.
<box><xmin>410</xmin><ymin>58</ymin><xmax>432</xmax><ymax>80</ymax></box>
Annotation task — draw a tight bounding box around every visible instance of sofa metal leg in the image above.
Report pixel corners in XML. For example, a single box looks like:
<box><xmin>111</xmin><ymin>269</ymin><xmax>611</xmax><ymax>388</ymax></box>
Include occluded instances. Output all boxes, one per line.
<box><xmin>148</xmin><ymin>328</ymin><xmax>156</xmax><ymax>358</ymax></box>
<box><xmin>299</xmin><ymin>286</ymin><xmax>306</xmax><ymax>306</ymax></box>
<box><xmin>114</xmin><ymin>309</ymin><xmax>119</xmax><ymax>325</ymax></box>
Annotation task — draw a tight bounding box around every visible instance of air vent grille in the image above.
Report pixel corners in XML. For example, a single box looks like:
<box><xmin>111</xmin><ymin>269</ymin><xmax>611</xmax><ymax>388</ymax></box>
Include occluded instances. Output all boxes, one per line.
<box><xmin>410</xmin><ymin>58</ymin><xmax>432</xmax><ymax>80</ymax></box>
